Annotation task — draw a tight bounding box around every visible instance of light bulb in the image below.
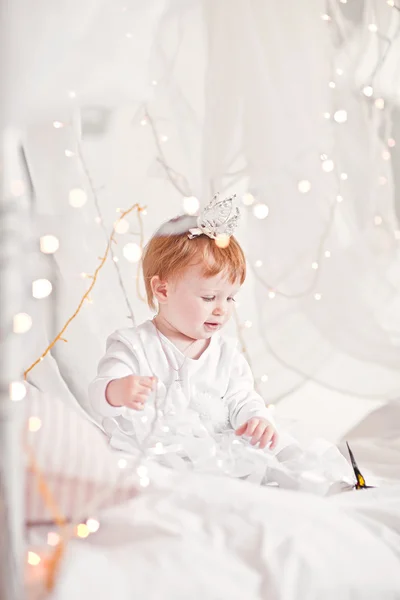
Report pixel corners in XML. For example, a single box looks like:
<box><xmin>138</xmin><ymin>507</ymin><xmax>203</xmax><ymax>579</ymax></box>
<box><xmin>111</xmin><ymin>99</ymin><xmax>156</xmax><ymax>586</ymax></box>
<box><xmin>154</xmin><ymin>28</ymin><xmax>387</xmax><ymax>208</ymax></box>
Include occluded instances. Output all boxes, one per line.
<box><xmin>123</xmin><ymin>243</ymin><xmax>142</xmax><ymax>263</ymax></box>
<box><xmin>32</xmin><ymin>279</ymin><xmax>52</xmax><ymax>299</ymax></box>
<box><xmin>321</xmin><ymin>13</ymin><xmax>331</xmax><ymax>20</ymax></box>
<box><xmin>215</xmin><ymin>234</ymin><xmax>230</xmax><ymax>248</ymax></box>
<box><xmin>374</xmin><ymin>215</ymin><xmax>383</xmax><ymax>225</ymax></box>
<box><xmin>362</xmin><ymin>85</ymin><xmax>374</xmax><ymax>97</ymax></box>
<box><xmin>40</xmin><ymin>234</ymin><xmax>59</xmax><ymax>254</ymax></box>
<box><xmin>10</xmin><ymin>381</ymin><xmax>26</xmax><ymax>401</ymax></box>
<box><xmin>261</xmin><ymin>374</ymin><xmax>268</xmax><ymax>382</ymax></box>
<box><xmin>336</xmin><ymin>68</ymin><xmax>344</xmax><ymax>75</ymax></box>
<box><xmin>182</xmin><ymin>196</ymin><xmax>199</xmax><ymax>215</ymax></box>
<box><xmin>244</xmin><ymin>320</ymin><xmax>252</xmax><ymax>328</ymax></box>
<box><xmin>140</xmin><ymin>476</ymin><xmax>150</xmax><ymax>487</ymax></box>
<box><xmin>312</xmin><ymin>262</ymin><xmax>319</xmax><ymax>270</ymax></box>
<box><xmin>118</xmin><ymin>459</ymin><xmax>127</xmax><ymax>469</ymax></box>
<box><xmin>27</xmin><ymin>552</ymin><xmax>41</xmax><ymax>566</ymax></box>
<box><xmin>329</xmin><ymin>81</ymin><xmax>336</xmax><ymax>89</ymax></box>
<box><xmin>68</xmin><ymin>91</ymin><xmax>77</xmax><ymax>99</ymax></box>
<box><xmin>151</xmin><ymin>80</ymin><xmax>158</xmax><ymax>86</ymax></box>
<box><xmin>334</xmin><ymin>110</ymin><xmax>347</xmax><ymax>123</ymax></box>
<box><xmin>314</xmin><ymin>293</ymin><xmax>322</xmax><ymax>300</ymax></box>
<box><xmin>375</xmin><ymin>98</ymin><xmax>385</xmax><ymax>110</ymax></box>
<box><xmin>242</xmin><ymin>193</ymin><xmax>255</xmax><ymax>206</ymax></box>
<box><xmin>340</xmin><ymin>172</ymin><xmax>348</xmax><ymax>180</ymax></box>
<box><xmin>140</xmin><ymin>118</ymin><xmax>147</xmax><ymax>126</ymax></box>
<box><xmin>322</xmin><ymin>159</ymin><xmax>334</xmax><ymax>172</ymax></box>
<box><xmin>13</xmin><ymin>312</ymin><xmax>32</xmax><ymax>334</ymax></box>
<box><xmin>368</xmin><ymin>23</ymin><xmax>378</xmax><ymax>32</ymax></box>
<box><xmin>298</xmin><ymin>180</ymin><xmax>311</xmax><ymax>193</ymax></box>
<box><xmin>323</xmin><ymin>112</ymin><xmax>331</xmax><ymax>119</ymax></box>
<box><xmin>268</xmin><ymin>291</ymin><xmax>276</xmax><ymax>299</ymax></box>
<box><xmin>65</xmin><ymin>149</ymin><xmax>75</xmax><ymax>157</ymax></box>
<box><xmin>253</xmin><ymin>203</ymin><xmax>269</xmax><ymax>219</ymax></box>
<box><xmin>255</xmin><ymin>259</ymin><xmax>263</xmax><ymax>267</ymax></box>
<box><xmin>69</xmin><ymin>188</ymin><xmax>87</xmax><ymax>208</ymax></box>
<box><xmin>114</xmin><ymin>219</ymin><xmax>130</xmax><ymax>234</ymax></box>
<box><xmin>324</xmin><ymin>250</ymin><xmax>331</xmax><ymax>258</ymax></box>
<box><xmin>53</xmin><ymin>121</ymin><xmax>64</xmax><ymax>129</ymax></box>
<box><xmin>388</xmin><ymin>138</ymin><xmax>396</xmax><ymax>147</ymax></box>
<box><xmin>125</xmin><ymin>32</ymin><xmax>133</xmax><ymax>38</ymax></box>
<box><xmin>28</xmin><ymin>417</ymin><xmax>42</xmax><ymax>432</ymax></box>
<box><xmin>86</xmin><ymin>519</ymin><xmax>100</xmax><ymax>533</ymax></box>
<box><xmin>387</xmin><ymin>0</ymin><xmax>395</xmax><ymax>5</ymax></box>
<box><xmin>137</xmin><ymin>465</ymin><xmax>148</xmax><ymax>477</ymax></box>
<box><xmin>160</xmin><ymin>134</ymin><xmax>168</xmax><ymax>142</ymax></box>
<box><xmin>336</xmin><ymin>195</ymin><xmax>343</xmax><ymax>203</ymax></box>
<box><xmin>47</xmin><ymin>532</ymin><xmax>60</xmax><ymax>547</ymax></box>
<box><xmin>76</xmin><ymin>524</ymin><xmax>90</xmax><ymax>538</ymax></box>
<box><xmin>382</xmin><ymin>151</ymin><xmax>391</xmax><ymax>161</ymax></box>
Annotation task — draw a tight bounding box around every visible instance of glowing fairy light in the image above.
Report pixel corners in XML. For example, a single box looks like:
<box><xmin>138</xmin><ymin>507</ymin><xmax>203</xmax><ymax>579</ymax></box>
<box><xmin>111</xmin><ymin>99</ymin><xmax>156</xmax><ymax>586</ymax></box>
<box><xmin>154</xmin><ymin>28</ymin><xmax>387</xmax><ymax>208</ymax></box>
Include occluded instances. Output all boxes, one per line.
<box><xmin>123</xmin><ymin>242</ymin><xmax>142</xmax><ymax>263</ymax></box>
<box><xmin>28</xmin><ymin>417</ymin><xmax>42</xmax><ymax>432</ymax></box>
<box><xmin>118</xmin><ymin>459</ymin><xmax>127</xmax><ymax>469</ymax></box>
<box><xmin>322</xmin><ymin>159</ymin><xmax>334</xmax><ymax>172</ymax></box>
<box><xmin>314</xmin><ymin>293</ymin><xmax>322</xmax><ymax>300</ymax></box>
<box><xmin>324</xmin><ymin>250</ymin><xmax>331</xmax><ymax>258</ymax></box>
<box><xmin>340</xmin><ymin>173</ymin><xmax>348</xmax><ymax>180</ymax></box>
<box><xmin>76</xmin><ymin>524</ymin><xmax>90</xmax><ymax>538</ymax></box>
<box><xmin>375</xmin><ymin>98</ymin><xmax>385</xmax><ymax>109</ymax></box>
<box><xmin>215</xmin><ymin>234</ymin><xmax>230</xmax><ymax>248</ymax></box>
<box><xmin>47</xmin><ymin>532</ymin><xmax>60</xmax><ymax>546</ymax></box>
<box><xmin>10</xmin><ymin>381</ymin><xmax>26</xmax><ymax>401</ymax></box>
<box><xmin>311</xmin><ymin>262</ymin><xmax>319</xmax><ymax>270</ymax></box>
<box><xmin>69</xmin><ymin>188</ymin><xmax>87</xmax><ymax>208</ymax></box>
<box><xmin>27</xmin><ymin>552</ymin><xmax>41</xmax><ymax>566</ymax></box>
<box><xmin>362</xmin><ymin>86</ymin><xmax>374</xmax><ymax>97</ymax></box>
<box><xmin>268</xmin><ymin>291</ymin><xmax>276</xmax><ymax>299</ymax></box>
<box><xmin>182</xmin><ymin>196</ymin><xmax>200</xmax><ymax>215</ymax></box>
<box><xmin>53</xmin><ymin>121</ymin><xmax>64</xmax><ymax>129</ymax></box>
<box><xmin>253</xmin><ymin>203</ymin><xmax>269</xmax><ymax>219</ymax></box>
<box><xmin>13</xmin><ymin>312</ymin><xmax>32</xmax><ymax>333</ymax></box>
<box><xmin>86</xmin><ymin>519</ymin><xmax>100</xmax><ymax>533</ymax></box>
<box><xmin>40</xmin><ymin>234</ymin><xmax>59</xmax><ymax>254</ymax></box>
<box><xmin>334</xmin><ymin>110</ymin><xmax>347</xmax><ymax>123</ymax></box>
<box><xmin>298</xmin><ymin>180</ymin><xmax>311</xmax><ymax>193</ymax></box>
<box><xmin>336</xmin><ymin>195</ymin><xmax>343</xmax><ymax>203</ymax></box>
<box><xmin>261</xmin><ymin>374</ymin><xmax>268</xmax><ymax>382</ymax></box>
<box><xmin>114</xmin><ymin>219</ymin><xmax>130</xmax><ymax>234</ymax></box>
<box><xmin>32</xmin><ymin>279</ymin><xmax>52</xmax><ymax>299</ymax></box>
<box><xmin>242</xmin><ymin>193</ymin><xmax>255</xmax><ymax>206</ymax></box>
<box><xmin>255</xmin><ymin>260</ymin><xmax>263</xmax><ymax>267</ymax></box>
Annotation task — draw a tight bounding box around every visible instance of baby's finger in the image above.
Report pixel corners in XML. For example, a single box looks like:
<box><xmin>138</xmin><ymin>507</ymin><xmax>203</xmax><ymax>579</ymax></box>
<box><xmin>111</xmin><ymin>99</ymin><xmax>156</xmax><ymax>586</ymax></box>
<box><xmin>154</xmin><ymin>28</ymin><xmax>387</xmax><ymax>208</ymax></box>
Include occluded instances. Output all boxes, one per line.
<box><xmin>130</xmin><ymin>399</ymin><xmax>146</xmax><ymax>411</ymax></box>
<box><xmin>235</xmin><ymin>423</ymin><xmax>248</xmax><ymax>436</ymax></box>
<box><xmin>250</xmin><ymin>422</ymin><xmax>267</xmax><ymax>446</ymax></box>
<box><xmin>258</xmin><ymin>427</ymin><xmax>274</xmax><ymax>449</ymax></box>
<box><xmin>138</xmin><ymin>376</ymin><xmax>155</xmax><ymax>390</ymax></box>
<box><xmin>269</xmin><ymin>432</ymin><xmax>278</xmax><ymax>450</ymax></box>
<box><xmin>243</xmin><ymin>418</ymin><xmax>259</xmax><ymax>438</ymax></box>
<box><xmin>136</xmin><ymin>383</ymin><xmax>153</xmax><ymax>396</ymax></box>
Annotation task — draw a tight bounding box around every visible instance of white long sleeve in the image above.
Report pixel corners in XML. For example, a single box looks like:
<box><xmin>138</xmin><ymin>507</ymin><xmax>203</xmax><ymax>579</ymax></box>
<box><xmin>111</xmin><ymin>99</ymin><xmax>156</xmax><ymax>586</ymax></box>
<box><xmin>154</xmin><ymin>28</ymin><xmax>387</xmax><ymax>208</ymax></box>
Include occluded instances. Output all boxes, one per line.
<box><xmin>89</xmin><ymin>333</ymin><xmax>141</xmax><ymax>418</ymax></box>
<box><xmin>225</xmin><ymin>350</ymin><xmax>275</xmax><ymax>430</ymax></box>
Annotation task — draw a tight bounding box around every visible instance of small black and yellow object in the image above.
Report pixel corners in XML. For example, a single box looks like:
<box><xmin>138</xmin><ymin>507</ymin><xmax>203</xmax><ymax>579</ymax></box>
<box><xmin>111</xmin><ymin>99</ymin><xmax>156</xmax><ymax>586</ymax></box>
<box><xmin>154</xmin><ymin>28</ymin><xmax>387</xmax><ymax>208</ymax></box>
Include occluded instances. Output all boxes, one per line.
<box><xmin>346</xmin><ymin>441</ymin><xmax>374</xmax><ymax>490</ymax></box>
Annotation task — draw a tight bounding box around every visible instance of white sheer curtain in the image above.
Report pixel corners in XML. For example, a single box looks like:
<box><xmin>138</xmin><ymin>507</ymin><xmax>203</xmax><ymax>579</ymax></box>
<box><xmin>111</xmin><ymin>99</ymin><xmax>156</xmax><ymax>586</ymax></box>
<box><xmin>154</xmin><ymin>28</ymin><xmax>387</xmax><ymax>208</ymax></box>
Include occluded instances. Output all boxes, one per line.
<box><xmin>5</xmin><ymin>0</ymin><xmax>399</xmax><ymax>433</ymax></box>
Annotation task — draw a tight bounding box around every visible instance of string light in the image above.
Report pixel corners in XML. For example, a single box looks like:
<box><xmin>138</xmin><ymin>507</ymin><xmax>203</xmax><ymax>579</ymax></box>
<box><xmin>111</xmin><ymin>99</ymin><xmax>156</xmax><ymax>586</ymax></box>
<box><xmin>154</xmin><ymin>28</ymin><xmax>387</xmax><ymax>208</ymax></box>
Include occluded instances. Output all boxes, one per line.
<box><xmin>322</xmin><ymin>159</ymin><xmax>334</xmax><ymax>172</ymax></box>
<box><xmin>388</xmin><ymin>138</ymin><xmax>396</xmax><ymax>147</ymax></box>
<box><xmin>298</xmin><ymin>180</ymin><xmax>311</xmax><ymax>193</ymax></box>
<box><xmin>215</xmin><ymin>234</ymin><xmax>230</xmax><ymax>248</ymax></box>
<box><xmin>244</xmin><ymin>320</ymin><xmax>252</xmax><ymax>328</ymax></box>
<box><xmin>114</xmin><ymin>219</ymin><xmax>130</xmax><ymax>234</ymax></box>
<box><xmin>368</xmin><ymin>23</ymin><xmax>378</xmax><ymax>33</ymax></box>
<box><xmin>160</xmin><ymin>134</ymin><xmax>168</xmax><ymax>142</ymax></box>
<box><xmin>333</xmin><ymin>110</ymin><xmax>347</xmax><ymax>123</ymax></box>
<box><xmin>336</xmin><ymin>68</ymin><xmax>344</xmax><ymax>75</ymax></box>
<box><xmin>324</xmin><ymin>250</ymin><xmax>331</xmax><ymax>258</ymax></box>
<box><xmin>387</xmin><ymin>0</ymin><xmax>395</xmax><ymax>5</ymax></box>
<box><xmin>86</xmin><ymin>519</ymin><xmax>100</xmax><ymax>533</ymax></box>
<box><xmin>123</xmin><ymin>242</ymin><xmax>142</xmax><ymax>263</ymax></box>
<box><xmin>255</xmin><ymin>259</ymin><xmax>263</xmax><ymax>267</ymax></box>
<box><xmin>382</xmin><ymin>150</ymin><xmax>391</xmax><ymax>161</ymax></box>
<box><xmin>13</xmin><ymin>312</ymin><xmax>32</xmax><ymax>333</ymax></box>
<box><xmin>336</xmin><ymin>195</ymin><xmax>343</xmax><ymax>203</ymax></box>
<box><xmin>268</xmin><ymin>291</ymin><xmax>276</xmax><ymax>299</ymax></box>
<box><xmin>40</xmin><ymin>234</ymin><xmax>60</xmax><ymax>254</ymax></box>
<box><xmin>328</xmin><ymin>81</ymin><xmax>336</xmax><ymax>89</ymax></box>
<box><xmin>242</xmin><ymin>193</ymin><xmax>255</xmax><ymax>206</ymax></box>
<box><xmin>151</xmin><ymin>80</ymin><xmax>158</xmax><ymax>86</ymax></box>
<box><xmin>323</xmin><ymin>112</ymin><xmax>331</xmax><ymax>119</ymax></box>
<box><xmin>182</xmin><ymin>196</ymin><xmax>200</xmax><ymax>215</ymax></box>
<box><xmin>68</xmin><ymin>91</ymin><xmax>77</xmax><ymax>99</ymax></box>
<box><xmin>253</xmin><ymin>203</ymin><xmax>269</xmax><ymax>219</ymax></box>
<box><xmin>374</xmin><ymin>215</ymin><xmax>383</xmax><ymax>225</ymax></box>
<box><xmin>32</xmin><ymin>279</ymin><xmax>53</xmax><ymax>299</ymax></box>
<box><xmin>10</xmin><ymin>381</ymin><xmax>26</xmax><ymax>401</ymax></box>
<box><xmin>76</xmin><ymin>524</ymin><xmax>90</xmax><ymax>538</ymax></box>
<box><xmin>261</xmin><ymin>374</ymin><xmax>268</xmax><ymax>382</ymax></box>
<box><xmin>69</xmin><ymin>188</ymin><xmax>87</xmax><ymax>208</ymax></box>
<box><xmin>321</xmin><ymin>13</ymin><xmax>331</xmax><ymax>21</ymax></box>
<box><xmin>140</xmin><ymin>476</ymin><xmax>150</xmax><ymax>487</ymax></box>
<box><xmin>53</xmin><ymin>121</ymin><xmax>64</xmax><ymax>129</ymax></box>
<box><xmin>311</xmin><ymin>262</ymin><xmax>319</xmax><ymax>270</ymax></box>
<box><xmin>27</xmin><ymin>552</ymin><xmax>41</xmax><ymax>566</ymax></box>
<box><xmin>140</xmin><ymin>118</ymin><xmax>147</xmax><ymax>126</ymax></box>
<box><xmin>375</xmin><ymin>98</ymin><xmax>385</xmax><ymax>109</ymax></box>
<box><xmin>47</xmin><ymin>532</ymin><xmax>60</xmax><ymax>547</ymax></box>
<box><xmin>340</xmin><ymin>173</ymin><xmax>348</xmax><ymax>180</ymax></box>
<box><xmin>118</xmin><ymin>458</ymin><xmax>127</xmax><ymax>469</ymax></box>
<box><xmin>314</xmin><ymin>293</ymin><xmax>322</xmax><ymax>300</ymax></box>
<box><xmin>362</xmin><ymin>85</ymin><xmax>374</xmax><ymax>97</ymax></box>
<box><xmin>28</xmin><ymin>417</ymin><xmax>42</xmax><ymax>432</ymax></box>
<box><xmin>125</xmin><ymin>32</ymin><xmax>133</xmax><ymax>39</ymax></box>
<box><xmin>95</xmin><ymin>216</ymin><xmax>102</xmax><ymax>224</ymax></box>
<box><xmin>64</xmin><ymin>150</ymin><xmax>75</xmax><ymax>157</ymax></box>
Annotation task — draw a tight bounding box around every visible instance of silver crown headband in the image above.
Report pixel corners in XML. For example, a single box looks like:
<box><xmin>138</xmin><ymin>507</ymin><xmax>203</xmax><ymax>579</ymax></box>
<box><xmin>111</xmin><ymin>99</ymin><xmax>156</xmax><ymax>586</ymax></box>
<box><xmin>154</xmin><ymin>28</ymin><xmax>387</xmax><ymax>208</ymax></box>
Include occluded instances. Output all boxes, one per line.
<box><xmin>187</xmin><ymin>193</ymin><xmax>240</xmax><ymax>240</ymax></box>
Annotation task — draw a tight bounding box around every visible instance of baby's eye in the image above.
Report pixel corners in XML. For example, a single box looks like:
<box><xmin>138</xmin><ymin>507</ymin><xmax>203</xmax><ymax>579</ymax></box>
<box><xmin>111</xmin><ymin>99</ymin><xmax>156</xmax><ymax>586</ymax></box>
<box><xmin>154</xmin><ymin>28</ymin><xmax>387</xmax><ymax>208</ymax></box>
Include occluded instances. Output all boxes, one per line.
<box><xmin>202</xmin><ymin>296</ymin><xmax>215</xmax><ymax>302</ymax></box>
<box><xmin>227</xmin><ymin>297</ymin><xmax>236</xmax><ymax>302</ymax></box>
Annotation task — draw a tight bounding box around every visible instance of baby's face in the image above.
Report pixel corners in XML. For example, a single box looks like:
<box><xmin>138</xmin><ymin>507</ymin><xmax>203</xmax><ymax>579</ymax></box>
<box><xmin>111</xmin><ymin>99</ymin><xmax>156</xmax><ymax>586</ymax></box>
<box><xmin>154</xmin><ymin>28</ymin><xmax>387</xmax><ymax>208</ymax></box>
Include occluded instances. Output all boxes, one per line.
<box><xmin>165</xmin><ymin>264</ymin><xmax>241</xmax><ymax>340</ymax></box>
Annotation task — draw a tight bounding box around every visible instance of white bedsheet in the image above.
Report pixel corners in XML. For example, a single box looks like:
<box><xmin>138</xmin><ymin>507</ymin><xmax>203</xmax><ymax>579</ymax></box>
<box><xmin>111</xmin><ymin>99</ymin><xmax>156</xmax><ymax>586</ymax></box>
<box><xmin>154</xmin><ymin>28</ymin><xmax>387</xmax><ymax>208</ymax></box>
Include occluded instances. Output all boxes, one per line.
<box><xmin>52</xmin><ymin>462</ymin><xmax>400</xmax><ymax>600</ymax></box>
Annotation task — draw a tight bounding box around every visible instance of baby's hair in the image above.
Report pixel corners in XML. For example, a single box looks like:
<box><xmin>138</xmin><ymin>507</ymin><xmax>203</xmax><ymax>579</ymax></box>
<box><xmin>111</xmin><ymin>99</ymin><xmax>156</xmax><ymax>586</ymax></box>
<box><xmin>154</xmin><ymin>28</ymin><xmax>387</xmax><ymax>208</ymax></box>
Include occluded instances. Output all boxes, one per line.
<box><xmin>142</xmin><ymin>216</ymin><xmax>246</xmax><ymax>310</ymax></box>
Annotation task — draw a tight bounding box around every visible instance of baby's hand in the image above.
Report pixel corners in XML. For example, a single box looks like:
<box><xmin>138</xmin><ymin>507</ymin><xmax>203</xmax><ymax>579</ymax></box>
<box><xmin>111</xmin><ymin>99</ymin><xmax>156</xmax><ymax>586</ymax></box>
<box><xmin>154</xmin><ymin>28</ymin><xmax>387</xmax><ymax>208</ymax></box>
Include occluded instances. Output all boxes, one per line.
<box><xmin>235</xmin><ymin>418</ymin><xmax>278</xmax><ymax>450</ymax></box>
<box><xmin>106</xmin><ymin>375</ymin><xmax>157</xmax><ymax>410</ymax></box>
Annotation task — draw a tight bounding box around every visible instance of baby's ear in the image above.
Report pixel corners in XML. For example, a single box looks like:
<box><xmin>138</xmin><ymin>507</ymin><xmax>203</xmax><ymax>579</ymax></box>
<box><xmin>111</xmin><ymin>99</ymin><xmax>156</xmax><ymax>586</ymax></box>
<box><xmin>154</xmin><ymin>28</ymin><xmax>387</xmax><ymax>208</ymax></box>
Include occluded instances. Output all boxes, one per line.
<box><xmin>151</xmin><ymin>275</ymin><xmax>168</xmax><ymax>304</ymax></box>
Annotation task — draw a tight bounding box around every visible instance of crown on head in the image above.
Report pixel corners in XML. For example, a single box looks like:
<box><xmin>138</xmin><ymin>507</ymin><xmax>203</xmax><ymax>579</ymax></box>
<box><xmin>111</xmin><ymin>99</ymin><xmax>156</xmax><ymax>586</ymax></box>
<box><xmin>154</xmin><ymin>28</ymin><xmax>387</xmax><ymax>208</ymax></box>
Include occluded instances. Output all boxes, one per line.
<box><xmin>188</xmin><ymin>193</ymin><xmax>240</xmax><ymax>240</ymax></box>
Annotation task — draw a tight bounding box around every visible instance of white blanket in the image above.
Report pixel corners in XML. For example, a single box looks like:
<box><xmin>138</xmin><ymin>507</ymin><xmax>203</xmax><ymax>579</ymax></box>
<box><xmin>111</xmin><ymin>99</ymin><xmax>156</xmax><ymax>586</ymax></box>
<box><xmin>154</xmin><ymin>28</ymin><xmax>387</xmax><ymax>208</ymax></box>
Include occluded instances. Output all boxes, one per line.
<box><xmin>52</xmin><ymin>463</ymin><xmax>400</xmax><ymax>600</ymax></box>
